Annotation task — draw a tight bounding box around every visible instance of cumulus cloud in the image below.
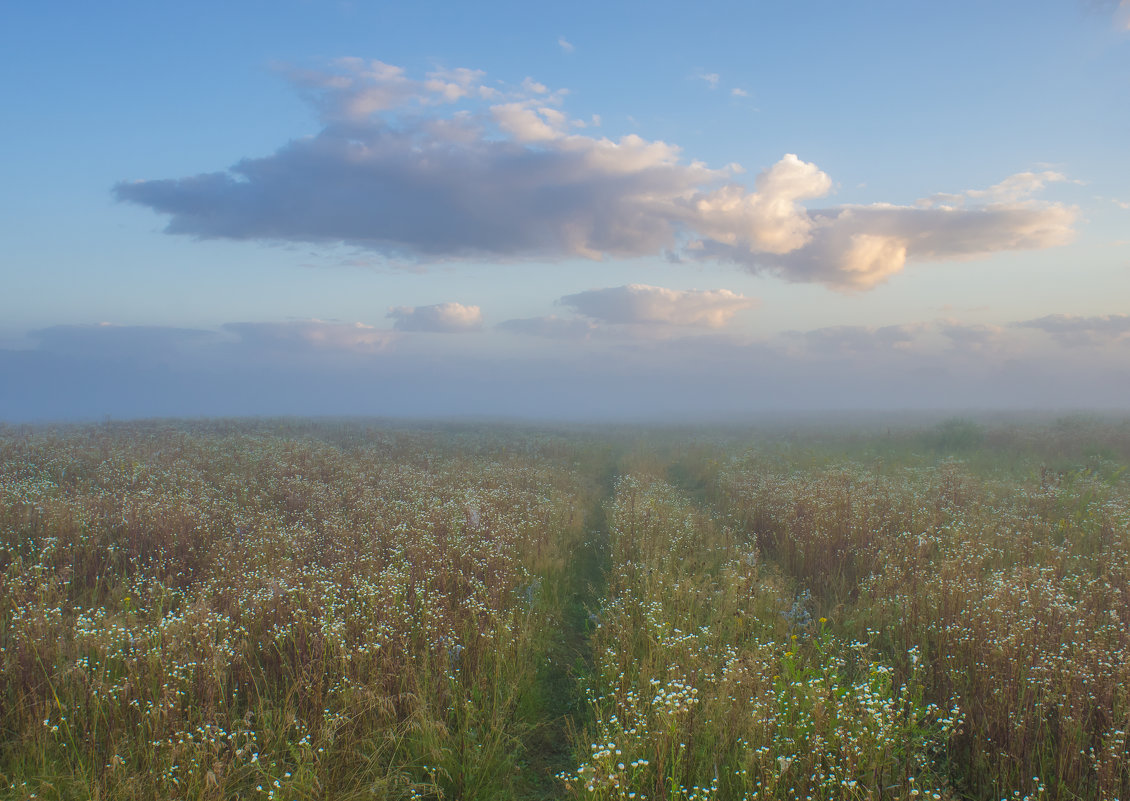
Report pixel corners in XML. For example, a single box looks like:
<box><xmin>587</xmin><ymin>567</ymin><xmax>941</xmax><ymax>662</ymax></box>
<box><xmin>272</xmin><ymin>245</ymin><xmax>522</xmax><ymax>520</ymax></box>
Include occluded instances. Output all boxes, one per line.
<box><xmin>560</xmin><ymin>284</ymin><xmax>756</xmax><ymax>328</ymax></box>
<box><xmin>731</xmin><ymin>88</ymin><xmax>749</xmax><ymax>97</ymax></box>
<box><xmin>115</xmin><ymin>58</ymin><xmax>1078</xmax><ymax>290</ymax></box>
<box><xmin>387</xmin><ymin>302</ymin><xmax>483</xmax><ymax>332</ymax></box>
<box><xmin>704</xmin><ymin>196</ymin><xmax>1077</xmax><ymax>290</ymax></box>
<box><xmin>558</xmin><ymin>36</ymin><xmax>575</xmax><ymax>53</ymax></box>
<box><xmin>685</xmin><ymin>154</ymin><xmax>833</xmax><ymax>256</ymax></box>
<box><xmin>1015</xmin><ymin>313</ymin><xmax>1130</xmax><ymax>346</ymax></box>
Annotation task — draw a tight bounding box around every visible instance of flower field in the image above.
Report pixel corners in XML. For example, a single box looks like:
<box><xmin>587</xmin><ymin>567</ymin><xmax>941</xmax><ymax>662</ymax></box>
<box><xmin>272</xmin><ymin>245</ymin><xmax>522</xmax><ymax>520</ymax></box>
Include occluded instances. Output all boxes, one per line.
<box><xmin>1</xmin><ymin>418</ymin><xmax>1127</xmax><ymax>800</ymax></box>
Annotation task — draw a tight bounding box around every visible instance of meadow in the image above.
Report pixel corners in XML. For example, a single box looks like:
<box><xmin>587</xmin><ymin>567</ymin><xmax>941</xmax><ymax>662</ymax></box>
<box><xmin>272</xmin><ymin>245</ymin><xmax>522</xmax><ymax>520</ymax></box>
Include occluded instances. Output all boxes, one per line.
<box><xmin>0</xmin><ymin>417</ymin><xmax>1127</xmax><ymax>800</ymax></box>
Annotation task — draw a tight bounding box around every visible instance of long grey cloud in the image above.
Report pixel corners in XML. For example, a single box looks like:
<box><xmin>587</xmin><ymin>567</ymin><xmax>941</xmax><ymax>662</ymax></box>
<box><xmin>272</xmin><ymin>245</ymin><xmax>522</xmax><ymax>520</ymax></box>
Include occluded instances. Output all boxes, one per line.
<box><xmin>1015</xmin><ymin>313</ymin><xmax>1130</xmax><ymax>346</ymax></box>
<box><xmin>496</xmin><ymin>315</ymin><xmax>596</xmax><ymax>339</ymax></box>
<box><xmin>560</xmin><ymin>284</ymin><xmax>757</xmax><ymax>327</ymax></box>
<box><xmin>781</xmin><ymin>323</ymin><xmax>923</xmax><ymax>356</ymax></box>
<box><xmin>222</xmin><ymin>320</ymin><xmax>398</xmax><ymax>352</ymax></box>
<box><xmin>115</xmin><ymin>59</ymin><xmax>1078</xmax><ymax>289</ymax></box>
<box><xmin>29</xmin><ymin>324</ymin><xmax>221</xmax><ymax>361</ymax></box>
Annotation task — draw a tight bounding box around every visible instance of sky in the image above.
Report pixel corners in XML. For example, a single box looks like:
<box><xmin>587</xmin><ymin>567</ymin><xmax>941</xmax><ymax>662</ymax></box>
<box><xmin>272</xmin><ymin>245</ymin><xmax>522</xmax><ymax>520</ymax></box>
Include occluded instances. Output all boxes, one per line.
<box><xmin>2</xmin><ymin>0</ymin><xmax>1129</xmax><ymax>421</ymax></box>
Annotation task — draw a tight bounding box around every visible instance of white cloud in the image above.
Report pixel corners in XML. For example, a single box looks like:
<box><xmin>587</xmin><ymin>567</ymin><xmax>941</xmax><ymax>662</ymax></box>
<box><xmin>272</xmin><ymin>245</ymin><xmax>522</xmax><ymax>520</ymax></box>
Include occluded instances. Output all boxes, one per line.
<box><xmin>284</xmin><ymin>59</ymin><xmax>484</xmax><ymax>121</ymax></box>
<box><xmin>731</xmin><ymin>87</ymin><xmax>749</xmax><ymax>97</ymax></box>
<box><xmin>707</xmin><ymin>188</ymin><xmax>1077</xmax><ymax>290</ymax></box>
<box><xmin>965</xmin><ymin>170</ymin><xmax>1074</xmax><ymax>203</ymax></box>
<box><xmin>1118</xmin><ymin>0</ymin><xmax>1130</xmax><ymax>30</ymax></box>
<box><xmin>490</xmin><ymin>101</ymin><xmax>567</xmax><ymax>142</ymax></box>
<box><xmin>557</xmin><ymin>37</ymin><xmax>575</xmax><ymax>53</ymax></box>
<box><xmin>560</xmin><ymin>284</ymin><xmax>756</xmax><ymax>328</ymax></box>
<box><xmin>698</xmin><ymin>72</ymin><xmax>720</xmax><ymax>89</ymax></box>
<box><xmin>387</xmin><ymin>302</ymin><xmax>483</xmax><ymax>332</ymax></box>
<box><xmin>684</xmin><ymin>154</ymin><xmax>833</xmax><ymax>255</ymax></box>
<box><xmin>423</xmin><ymin>66</ymin><xmax>487</xmax><ymax>103</ymax></box>
<box><xmin>116</xmin><ymin>59</ymin><xmax>1080</xmax><ymax>291</ymax></box>
<box><xmin>521</xmin><ymin>76</ymin><xmax>549</xmax><ymax>95</ymax></box>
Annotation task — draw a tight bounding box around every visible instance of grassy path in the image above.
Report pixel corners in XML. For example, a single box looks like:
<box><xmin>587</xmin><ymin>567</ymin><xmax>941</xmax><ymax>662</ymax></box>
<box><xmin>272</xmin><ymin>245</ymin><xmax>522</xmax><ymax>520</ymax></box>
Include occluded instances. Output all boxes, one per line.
<box><xmin>515</xmin><ymin>460</ymin><xmax>616</xmax><ymax>800</ymax></box>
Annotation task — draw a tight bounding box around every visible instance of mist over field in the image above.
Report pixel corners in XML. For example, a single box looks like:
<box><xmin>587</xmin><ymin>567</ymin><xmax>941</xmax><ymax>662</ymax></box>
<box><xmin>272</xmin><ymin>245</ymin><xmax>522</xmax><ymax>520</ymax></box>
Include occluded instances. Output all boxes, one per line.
<box><xmin>2</xmin><ymin>316</ymin><xmax>1128</xmax><ymax>421</ymax></box>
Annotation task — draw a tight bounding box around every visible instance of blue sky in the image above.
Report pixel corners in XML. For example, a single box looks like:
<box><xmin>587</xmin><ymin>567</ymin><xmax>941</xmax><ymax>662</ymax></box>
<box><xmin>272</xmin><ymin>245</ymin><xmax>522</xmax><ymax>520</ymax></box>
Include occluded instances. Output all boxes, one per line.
<box><xmin>2</xmin><ymin>0</ymin><xmax>1129</xmax><ymax>420</ymax></box>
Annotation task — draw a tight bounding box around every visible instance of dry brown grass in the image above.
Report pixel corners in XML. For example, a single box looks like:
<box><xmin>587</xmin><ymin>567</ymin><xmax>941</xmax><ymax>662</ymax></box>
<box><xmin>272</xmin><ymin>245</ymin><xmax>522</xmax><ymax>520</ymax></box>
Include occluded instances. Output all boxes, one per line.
<box><xmin>0</xmin><ymin>423</ymin><xmax>590</xmax><ymax>800</ymax></box>
<box><xmin>719</xmin><ymin>438</ymin><xmax>1130</xmax><ymax>800</ymax></box>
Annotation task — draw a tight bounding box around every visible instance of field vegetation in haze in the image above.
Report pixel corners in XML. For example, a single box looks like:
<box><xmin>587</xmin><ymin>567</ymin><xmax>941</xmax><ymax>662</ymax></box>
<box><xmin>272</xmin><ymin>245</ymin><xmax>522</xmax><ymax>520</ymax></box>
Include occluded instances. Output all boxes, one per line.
<box><xmin>0</xmin><ymin>416</ymin><xmax>1127</xmax><ymax>800</ymax></box>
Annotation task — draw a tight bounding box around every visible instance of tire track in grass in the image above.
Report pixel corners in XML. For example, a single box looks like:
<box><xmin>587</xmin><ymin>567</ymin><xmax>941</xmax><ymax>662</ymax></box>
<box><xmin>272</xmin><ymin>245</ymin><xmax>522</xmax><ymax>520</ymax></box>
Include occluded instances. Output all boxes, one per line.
<box><xmin>515</xmin><ymin>456</ymin><xmax>617</xmax><ymax>800</ymax></box>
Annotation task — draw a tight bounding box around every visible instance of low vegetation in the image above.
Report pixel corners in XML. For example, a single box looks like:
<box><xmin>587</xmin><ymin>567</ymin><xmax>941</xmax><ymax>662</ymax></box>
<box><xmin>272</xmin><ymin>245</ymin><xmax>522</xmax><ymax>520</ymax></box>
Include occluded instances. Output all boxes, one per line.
<box><xmin>0</xmin><ymin>417</ymin><xmax>1127</xmax><ymax>800</ymax></box>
